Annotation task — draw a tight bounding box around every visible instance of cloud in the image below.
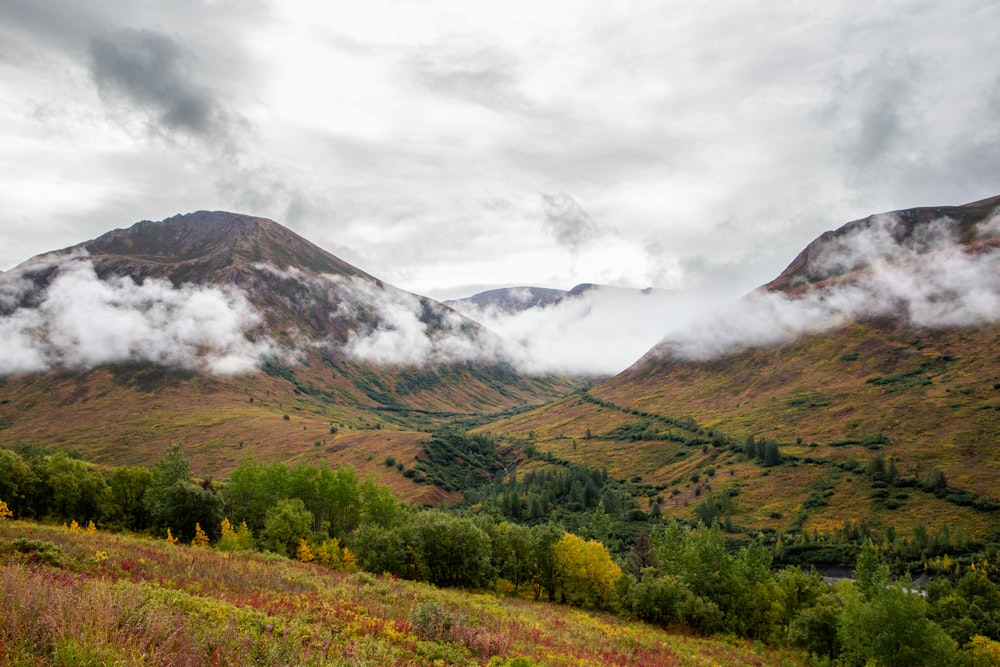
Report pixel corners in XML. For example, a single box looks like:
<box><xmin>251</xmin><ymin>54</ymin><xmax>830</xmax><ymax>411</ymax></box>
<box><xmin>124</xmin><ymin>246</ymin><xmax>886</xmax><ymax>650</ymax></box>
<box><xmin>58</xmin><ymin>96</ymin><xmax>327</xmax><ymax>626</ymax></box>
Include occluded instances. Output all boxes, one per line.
<box><xmin>88</xmin><ymin>27</ymin><xmax>227</xmax><ymax>138</ymax></box>
<box><xmin>822</xmin><ymin>56</ymin><xmax>920</xmax><ymax>173</ymax></box>
<box><xmin>252</xmin><ymin>264</ymin><xmax>509</xmax><ymax>367</ymax></box>
<box><xmin>326</xmin><ymin>275</ymin><xmax>508</xmax><ymax>366</ymax></box>
<box><xmin>654</xmin><ymin>214</ymin><xmax>1000</xmax><ymax>361</ymax></box>
<box><xmin>0</xmin><ymin>257</ymin><xmax>274</xmax><ymax>375</ymax></box>
<box><xmin>540</xmin><ymin>192</ymin><xmax>600</xmax><ymax>253</ymax></box>
<box><xmin>449</xmin><ymin>285</ymin><xmax>722</xmax><ymax>376</ymax></box>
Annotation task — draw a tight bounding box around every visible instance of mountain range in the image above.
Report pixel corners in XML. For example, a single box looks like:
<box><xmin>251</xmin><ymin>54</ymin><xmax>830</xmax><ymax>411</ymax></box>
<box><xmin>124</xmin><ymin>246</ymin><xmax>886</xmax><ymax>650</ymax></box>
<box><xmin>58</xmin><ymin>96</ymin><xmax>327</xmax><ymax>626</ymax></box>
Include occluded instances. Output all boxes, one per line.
<box><xmin>1</xmin><ymin>196</ymin><xmax>999</xmax><ymax>538</ymax></box>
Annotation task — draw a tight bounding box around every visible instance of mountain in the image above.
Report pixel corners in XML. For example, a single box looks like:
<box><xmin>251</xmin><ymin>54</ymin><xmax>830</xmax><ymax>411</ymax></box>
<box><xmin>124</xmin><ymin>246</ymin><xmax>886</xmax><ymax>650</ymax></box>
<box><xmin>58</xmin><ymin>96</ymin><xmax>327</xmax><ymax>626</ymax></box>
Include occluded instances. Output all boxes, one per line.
<box><xmin>0</xmin><ymin>211</ymin><xmax>580</xmax><ymax>497</ymax></box>
<box><xmin>445</xmin><ymin>283</ymin><xmax>656</xmax><ymax>316</ymax></box>
<box><xmin>445</xmin><ymin>286</ymin><xmax>571</xmax><ymax>314</ymax></box>
<box><xmin>480</xmin><ymin>195</ymin><xmax>1000</xmax><ymax>543</ymax></box>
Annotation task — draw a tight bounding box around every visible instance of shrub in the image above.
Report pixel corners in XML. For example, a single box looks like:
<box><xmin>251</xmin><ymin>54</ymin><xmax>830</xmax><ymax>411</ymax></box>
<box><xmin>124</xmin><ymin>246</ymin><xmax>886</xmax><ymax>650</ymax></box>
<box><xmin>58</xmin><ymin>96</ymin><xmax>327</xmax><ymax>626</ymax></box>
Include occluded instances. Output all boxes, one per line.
<box><xmin>3</xmin><ymin>538</ymin><xmax>67</xmax><ymax>567</ymax></box>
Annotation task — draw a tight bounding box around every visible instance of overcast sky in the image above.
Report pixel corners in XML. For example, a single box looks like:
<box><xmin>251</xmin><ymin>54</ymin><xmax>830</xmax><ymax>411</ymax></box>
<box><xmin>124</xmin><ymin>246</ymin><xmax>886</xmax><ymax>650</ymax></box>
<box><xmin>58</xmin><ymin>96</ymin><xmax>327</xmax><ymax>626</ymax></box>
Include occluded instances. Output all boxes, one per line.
<box><xmin>1</xmin><ymin>0</ymin><xmax>997</xmax><ymax>302</ymax></box>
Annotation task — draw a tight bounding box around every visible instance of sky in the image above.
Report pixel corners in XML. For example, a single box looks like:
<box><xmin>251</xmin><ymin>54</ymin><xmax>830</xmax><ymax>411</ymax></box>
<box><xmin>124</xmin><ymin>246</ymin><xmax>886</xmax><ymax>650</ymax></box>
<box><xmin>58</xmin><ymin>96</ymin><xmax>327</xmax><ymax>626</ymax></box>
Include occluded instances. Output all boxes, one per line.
<box><xmin>1</xmin><ymin>0</ymin><xmax>998</xmax><ymax>306</ymax></box>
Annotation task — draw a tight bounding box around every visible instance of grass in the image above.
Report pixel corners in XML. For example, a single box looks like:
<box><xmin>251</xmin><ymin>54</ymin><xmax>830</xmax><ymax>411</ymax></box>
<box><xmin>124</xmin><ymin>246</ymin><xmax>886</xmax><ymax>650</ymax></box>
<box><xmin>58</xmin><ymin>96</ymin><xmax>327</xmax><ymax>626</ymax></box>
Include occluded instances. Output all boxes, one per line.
<box><xmin>0</xmin><ymin>521</ymin><xmax>808</xmax><ymax>666</ymax></box>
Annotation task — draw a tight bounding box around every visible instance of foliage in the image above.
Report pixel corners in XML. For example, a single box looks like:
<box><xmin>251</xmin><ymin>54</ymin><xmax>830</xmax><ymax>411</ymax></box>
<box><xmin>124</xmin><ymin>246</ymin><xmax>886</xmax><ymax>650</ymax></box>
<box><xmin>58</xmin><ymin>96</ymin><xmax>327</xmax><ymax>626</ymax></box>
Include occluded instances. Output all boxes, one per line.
<box><xmin>837</xmin><ymin>584</ymin><xmax>959</xmax><ymax>666</ymax></box>
<box><xmin>107</xmin><ymin>466</ymin><xmax>153</xmax><ymax>530</ymax></box>
<box><xmin>416</xmin><ymin>430</ymin><xmax>508</xmax><ymax>492</ymax></box>
<box><xmin>216</xmin><ymin>517</ymin><xmax>254</xmax><ymax>552</ymax></box>
<box><xmin>144</xmin><ymin>444</ymin><xmax>223</xmax><ymax>542</ymax></box>
<box><xmin>551</xmin><ymin>533</ymin><xmax>622</xmax><ymax>610</ymax></box>
<box><xmin>223</xmin><ymin>456</ymin><xmax>378</xmax><ymax>539</ymax></box>
<box><xmin>260</xmin><ymin>498</ymin><xmax>313</xmax><ymax>558</ymax></box>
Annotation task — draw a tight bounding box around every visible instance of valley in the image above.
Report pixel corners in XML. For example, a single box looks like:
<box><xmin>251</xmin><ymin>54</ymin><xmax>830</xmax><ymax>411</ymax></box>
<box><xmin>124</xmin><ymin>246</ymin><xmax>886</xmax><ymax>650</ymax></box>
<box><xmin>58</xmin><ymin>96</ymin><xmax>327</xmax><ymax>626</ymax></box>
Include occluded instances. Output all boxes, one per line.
<box><xmin>2</xmin><ymin>197</ymin><xmax>1000</xmax><ymax>665</ymax></box>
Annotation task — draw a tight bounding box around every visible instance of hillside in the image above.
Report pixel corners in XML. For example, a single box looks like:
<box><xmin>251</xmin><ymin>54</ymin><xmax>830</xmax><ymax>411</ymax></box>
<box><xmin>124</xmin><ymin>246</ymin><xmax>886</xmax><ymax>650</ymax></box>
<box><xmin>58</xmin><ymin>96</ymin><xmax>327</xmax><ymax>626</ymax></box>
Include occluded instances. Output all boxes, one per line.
<box><xmin>480</xmin><ymin>196</ymin><xmax>1000</xmax><ymax>542</ymax></box>
<box><xmin>0</xmin><ymin>212</ymin><xmax>579</xmax><ymax>491</ymax></box>
<box><xmin>0</xmin><ymin>521</ymin><xmax>807</xmax><ymax>666</ymax></box>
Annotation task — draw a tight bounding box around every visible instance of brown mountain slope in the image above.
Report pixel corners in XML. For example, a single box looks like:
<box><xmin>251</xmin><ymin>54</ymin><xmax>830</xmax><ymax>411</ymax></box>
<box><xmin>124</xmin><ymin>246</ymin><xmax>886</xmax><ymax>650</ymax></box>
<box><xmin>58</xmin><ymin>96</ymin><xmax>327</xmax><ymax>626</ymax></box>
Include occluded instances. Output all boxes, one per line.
<box><xmin>0</xmin><ymin>212</ymin><xmax>580</xmax><ymax>487</ymax></box>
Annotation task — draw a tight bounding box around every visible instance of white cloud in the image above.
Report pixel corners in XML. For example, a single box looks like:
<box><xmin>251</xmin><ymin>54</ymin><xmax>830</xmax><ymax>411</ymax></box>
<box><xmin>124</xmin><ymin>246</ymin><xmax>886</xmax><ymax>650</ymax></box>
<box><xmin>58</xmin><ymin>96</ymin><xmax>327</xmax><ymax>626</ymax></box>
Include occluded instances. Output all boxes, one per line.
<box><xmin>325</xmin><ymin>274</ymin><xmax>508</xmax><ymax>366</ymax></box>
<box><xmin>450</xmin><ymin>286</ymin><xmax>725</xmax><ymax>376</ymax></box>
<box><xmin>656</xmin><ymin>215</ymin><xmax>1000</xmax><ymax>361</ymax></box>
<box><xmin>0</xmin><ymin>258</ymin><xmax>274</xmax><ymax>375</ymax></box>
<box><xmin>251</xmin><ymin>263</ymin><xmax>509</xmax><ymax>367</ymax></box>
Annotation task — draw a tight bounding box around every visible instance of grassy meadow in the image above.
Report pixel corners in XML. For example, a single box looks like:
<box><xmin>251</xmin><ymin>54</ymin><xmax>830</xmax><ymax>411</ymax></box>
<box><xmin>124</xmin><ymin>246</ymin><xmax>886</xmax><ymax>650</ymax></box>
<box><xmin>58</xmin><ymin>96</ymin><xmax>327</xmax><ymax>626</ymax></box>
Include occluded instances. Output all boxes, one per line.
<box><xmin>0</xmin><ymin>520</ymin><xmax>808</xmax><ymax>667</ymax></box>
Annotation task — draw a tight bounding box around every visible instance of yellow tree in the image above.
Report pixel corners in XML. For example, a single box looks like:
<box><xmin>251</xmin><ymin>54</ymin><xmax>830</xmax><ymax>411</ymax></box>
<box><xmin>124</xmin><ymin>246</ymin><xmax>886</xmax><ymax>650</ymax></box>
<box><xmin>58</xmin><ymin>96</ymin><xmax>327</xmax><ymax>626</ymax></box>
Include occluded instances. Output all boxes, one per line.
<box><xmin>552</xmin><ymin>532</ymin><xmax>622</xmax><ymax>610</ymax></box>
<box><xmin>0</xmin><ymin>499</ymin><xmax>12</xmax><ymax>520</ymax></box>
<box><xmin>296</xmin><ymin>539</ymin><xmax>315</xmax><ymax>563</ymax></box>
<box><xmin>969</xmin><ymin>636</ymin><xmax>1000</xmax><ymax>667</ymax></box>
<box><xmin>191</xmin><ymin>522</ymin><xmax>210</xmax><ymax>547</ymax></box>
<box><xmin>217</xmin><ymin>517</ymin><xmax>254</xmax><ymax>552</ymax></box>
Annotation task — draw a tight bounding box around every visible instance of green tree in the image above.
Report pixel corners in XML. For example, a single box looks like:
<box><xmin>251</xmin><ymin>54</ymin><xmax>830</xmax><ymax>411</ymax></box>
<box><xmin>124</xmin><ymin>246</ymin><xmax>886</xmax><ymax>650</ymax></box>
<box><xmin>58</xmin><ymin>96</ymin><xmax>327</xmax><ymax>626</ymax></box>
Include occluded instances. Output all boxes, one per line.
<box><xmin>762</xmin><ymin>440</ymin><xmax>782</xmax><ymax>467</ymax></box>
<box><xmin>46</xmin><ymin>452</ymin><xmax>111</xmax><ymax>522</ymax></box>
<box><xmin>624</xmin><ymin>532</ymin><xmax>658</xmax><ymax>581</ymax></box>
<box><xmin>352</xmin><ymin>518</ymin><xmax>424</xmax><ymax>580</ymax></box>
<box><xmin>414</xmin><ymin>511</ymin><xmax>493</xmax><ymax>588</ymax></box>
<box><xmin>493</xmin><ymin>521</ymin><xmax>536</xmax><ymax>593</ymax></box>
<box><xmin>777</xmin><ymin>566</ymin><xmax>826</xmax><ymax>627</ymax></box>
<box><xmin>588</xmin><ymin>501</ymin><xmax>613</xmax><ymax>546</ymax></box>
<box><xmin>622</xmin><ymin>573</ymin><xmax>696</xmax><ymax>627</ymax></box>
<box><xmin>854</xmin><ymin>540</ymin><xmax>890</xmax><ymax>601</ymax></box>
<box><xmin>838</xmin><ymin>585</ymin><xmax>958</xmax><ymax>666</ymax></box>
<box><xmin>107</xmin><ymin>466</ymin><xmax>153</xmax><ymax>530</ymax></box>
<box><xmin>223</xmin><ymin>456</ymin><xmax>288</xmax><ymax>533</ymax></box>
<box><xmin>144</xmin><ymin>445</ymin><xmax>222</xmax><ymax>541</ymax></box>
<box><xmin>788</xmin><ymin>592</ymin><xmax>843</xmax><ymax>660</ymax></box>
<box><xmin>530</xmin><ymin>522</ymin><xmax>564</xmax><ymax>602</ymax></box>
<box><xmin>360</xmin><ymin>478</ymin><xmax>402</xmax><ymax>528</ymax></box>
<box><xmin>0</xmin><ymin>448</ymin><xmax>32</xmax><ymax>517</ymax></box>
<box><xmin>260</xmin><ymin>498</ymin><xmax>314</xmax><ymax>557</ymax></box>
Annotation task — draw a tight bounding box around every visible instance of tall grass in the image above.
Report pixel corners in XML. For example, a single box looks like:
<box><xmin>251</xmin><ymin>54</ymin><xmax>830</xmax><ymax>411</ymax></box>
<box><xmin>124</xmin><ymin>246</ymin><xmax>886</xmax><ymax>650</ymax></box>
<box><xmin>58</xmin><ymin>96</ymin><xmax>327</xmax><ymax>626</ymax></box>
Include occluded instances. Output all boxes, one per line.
<box><xmin>0</xmin><ymin>521</ymin><xmax>807</xmax><ymax>666</ymax></box>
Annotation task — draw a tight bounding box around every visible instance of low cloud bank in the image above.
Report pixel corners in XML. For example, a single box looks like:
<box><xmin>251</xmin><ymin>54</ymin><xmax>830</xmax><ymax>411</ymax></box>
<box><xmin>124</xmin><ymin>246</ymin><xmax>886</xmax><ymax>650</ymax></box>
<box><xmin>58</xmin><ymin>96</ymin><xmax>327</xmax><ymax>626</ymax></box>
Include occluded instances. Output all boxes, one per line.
<box><xmin>6</xmin><ymin>211</ymin><xmax>994</xmax><ymax>380</ymax></box>
<box><xmin>328</xmin><ymin>275</ymin><xmax>509</xmax><ymax>366</ymax></box>
<box><xmin>253</xmin><ymin>264</ymin><xmax>509</xmax><ymax>367</ymax></box>
<box><xmin>656</xmin><ymin>214</ymin><xmax>1000</xmax><ymax>361</ymax></box>
<box><xmin>450</xmin><ymin>286</ymin><xmax>722</xmax><ymax>376</ymax></box>
<box><xmin>0</xmin><ymin>257</ymin><xmax>273</xmax><ymax>375</ymax></box>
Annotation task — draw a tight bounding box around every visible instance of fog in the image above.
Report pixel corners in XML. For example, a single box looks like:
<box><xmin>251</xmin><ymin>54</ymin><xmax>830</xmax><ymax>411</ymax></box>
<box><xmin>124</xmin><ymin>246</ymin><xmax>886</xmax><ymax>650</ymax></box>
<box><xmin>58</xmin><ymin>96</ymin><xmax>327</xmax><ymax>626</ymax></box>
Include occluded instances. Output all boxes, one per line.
<box><xmin>325</xmin><ymin>274</ymin><xmax>509</xmax><ymax>366</ymax></box>
<box><xmin>449</xmin><ymin>286</ymin><xmax>727</xmax><ymax>376</ymax></box>
<box><xmin>0</xmin><ymin>257</ymin><xmax>274</xmax><ymax>375</ymax></box>
<box><xmin>3</xmin><ymin>211</ymin><xmax>996</xmax><ymax>379</ymax></box>
<box><xmin>655</xmin><ymin>214</ymin><xmax>1000</xmax><ymax>361</ymax></box>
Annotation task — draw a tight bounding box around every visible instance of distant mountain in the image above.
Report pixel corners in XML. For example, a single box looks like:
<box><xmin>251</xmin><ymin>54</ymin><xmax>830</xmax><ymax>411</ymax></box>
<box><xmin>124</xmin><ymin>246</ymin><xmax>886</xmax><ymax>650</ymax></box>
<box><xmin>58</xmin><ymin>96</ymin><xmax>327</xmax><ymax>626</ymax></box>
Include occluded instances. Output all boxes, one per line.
<box><xmin>0</xmin><ymin>211</ymin><xmax>579</xmax><ymax>493</ymax></box>
<box><xmin>445</xmin><ymin>283</ymin><xmax>648</xmax><ymax>316</ymax></box>
<box><xmin>482</xmin><ymin>195</ymin><xmax>1000</xmax><ymax>542</ymax></box>
<box><xmin>445</xmin><ymin>286</ymin><xmax>571</xmax><ymax>315</ymax></box>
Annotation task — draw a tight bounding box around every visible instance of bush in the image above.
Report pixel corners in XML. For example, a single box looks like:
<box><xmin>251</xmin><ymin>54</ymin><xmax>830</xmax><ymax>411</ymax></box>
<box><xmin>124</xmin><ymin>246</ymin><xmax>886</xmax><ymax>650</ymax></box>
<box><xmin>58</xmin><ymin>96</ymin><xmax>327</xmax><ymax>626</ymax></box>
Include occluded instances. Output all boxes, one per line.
<box><xmin>3</xmin><ymin>538</ymin><xmax>68</xmax><ymax>567</ymax></box>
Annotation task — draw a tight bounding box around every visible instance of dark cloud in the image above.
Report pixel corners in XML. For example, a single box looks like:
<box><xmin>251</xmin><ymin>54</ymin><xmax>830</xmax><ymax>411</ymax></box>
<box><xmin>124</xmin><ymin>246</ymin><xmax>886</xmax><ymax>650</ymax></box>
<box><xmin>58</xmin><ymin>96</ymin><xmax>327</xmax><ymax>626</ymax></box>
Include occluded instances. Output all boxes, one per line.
<box><xmin>540</xmin><ymin>192</ymin><xmax>600</xmax><ymax>252</ymax></box>
<box><xmin>89</xmin><ymin>28</ymin><xmax>221</xmax><ymax>137</ymax></box>
<box><xmin>822</xmin><ymin>56</ymin><xmax>920</xmax><ymax>173</ymax></box>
